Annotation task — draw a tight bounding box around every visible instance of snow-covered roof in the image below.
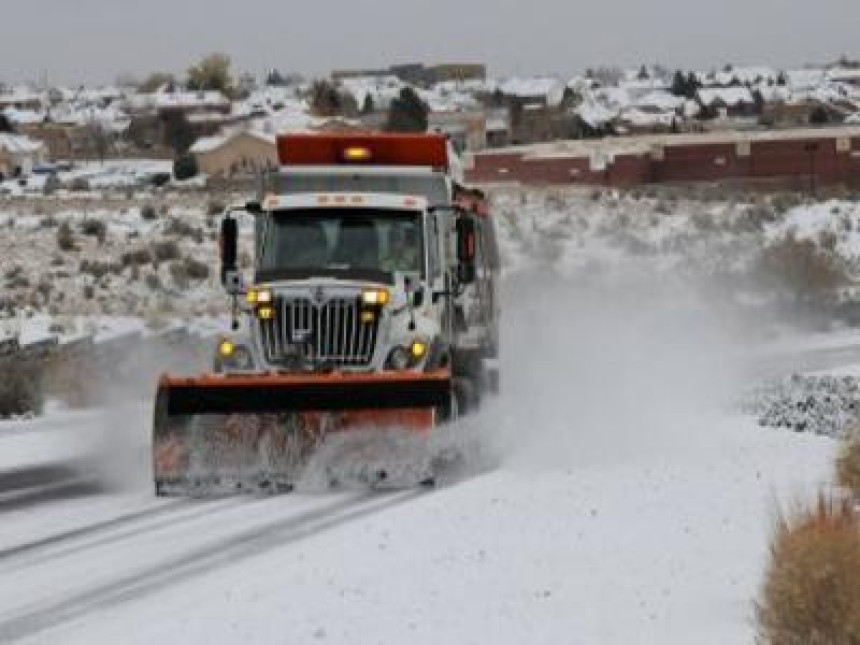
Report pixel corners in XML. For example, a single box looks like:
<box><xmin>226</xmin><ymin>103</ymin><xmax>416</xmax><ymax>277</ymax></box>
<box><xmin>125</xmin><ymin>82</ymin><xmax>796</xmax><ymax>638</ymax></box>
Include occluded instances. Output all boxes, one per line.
<box><xmin>499</xmin><ymin>77</ymin><xmax>565</xmax><ymax>106</ymax></box>
<box><xmin>618</xmin><ymin>107</ymin><xmax>676</xmax><ymax>128</ymax></box>
<box><xmin>697</xmin><ymin>87</ymin><xmax>755</xmax><ymax>107</ymax></box>
<box><xmin>574</xmin><ymin>99</ymin><xmax>618</xmax><ymax>128</ymax></box>
<box><xmin>635</xmin><ymin>91</ymin><xmax>685</xmax><ymax>111</ymax></box>
<box><xmin>714</xmin><ymin>66</ymin><xmax>779</xmax><ymax>86</ymax></box>
<box><xmin>189</xmin><ymin>128</ymin><xmax>276</xmax><ymax>155</ymax></box>
<box><xmin>3</xmin><ymin>106</ymin><xmax>45</xmax><ymax>125</ymax></box>
<box><xmin>0</xmin><ymin>86</ymin><xmax>43</xmax><ymax>105</ymax></box>
<box><xmin>786</xmin><ymin>70</ymin><xmax>826</xmax><ymax>91</ymax></box>
<box><xmin>0</xmin><ymin>133</ymin><xmax>45</xmax><ymax>154</ymax></box>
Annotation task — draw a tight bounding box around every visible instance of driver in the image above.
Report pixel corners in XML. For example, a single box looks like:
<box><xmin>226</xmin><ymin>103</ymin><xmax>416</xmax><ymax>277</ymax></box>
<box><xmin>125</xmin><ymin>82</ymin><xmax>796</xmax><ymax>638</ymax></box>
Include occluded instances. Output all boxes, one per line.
<box><xmin>381</xmin><ymin>226</ymin><xmax>419</xmax><ymax>273</ymax></box>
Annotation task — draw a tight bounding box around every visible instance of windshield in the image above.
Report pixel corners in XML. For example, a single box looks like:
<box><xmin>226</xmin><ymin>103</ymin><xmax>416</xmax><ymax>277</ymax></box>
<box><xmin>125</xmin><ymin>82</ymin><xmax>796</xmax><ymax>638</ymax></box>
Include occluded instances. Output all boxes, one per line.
<box><xmin>258</xmin><ymin>208</ymin><xmax>424</xmax><ymax>282</ymax></box>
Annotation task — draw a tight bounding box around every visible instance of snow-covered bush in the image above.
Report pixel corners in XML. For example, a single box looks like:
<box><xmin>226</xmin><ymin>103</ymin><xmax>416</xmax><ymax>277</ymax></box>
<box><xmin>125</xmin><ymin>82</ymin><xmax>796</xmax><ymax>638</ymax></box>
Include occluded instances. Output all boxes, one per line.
<box><xmin>757</xmin><ymin>493</ymin><xmax>860</xmax><ymax>643</ymax></box>
<box><xmin>743</xmin><ymin>375</ymin><xmax>860</xmax><ymax>438</ymax></box>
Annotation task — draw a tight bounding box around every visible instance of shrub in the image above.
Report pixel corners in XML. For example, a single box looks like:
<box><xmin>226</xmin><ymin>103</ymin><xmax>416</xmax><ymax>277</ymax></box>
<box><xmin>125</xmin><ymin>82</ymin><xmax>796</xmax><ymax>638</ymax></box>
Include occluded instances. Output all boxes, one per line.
<box><xmin>173</xmin><ymin>154</ymin><xmax>199</xmax><ymax>181</ymax></box>
<box><xmin>837</xmin><ymin>433</ymin><xmax>860</xmax><ymax>498</ymax></box>
<box><xmin>69</xmin><ymin>177</ymin><xmax>90</xmax><ymax>192</ymax></box>
<box><xmin>80</xmin><ymin>218</ymin><xmax>107</xmax><ymax>244</ymax></box>
<box><xmin>165</xmin><ymin>217</ymin><xmax>198</xmax><ymax>239</ymax></box>
<box><xmin>152</xmin><ymin>240</ymin><xmax>181</xmax><ymax>262</ymax></box>
<box><xmin>121</xmin><ymin>248</ymin><xmax>153</xmax><ymax>267</ymax></box>
<box><xmin>0</xmin><ymin>359</ymin><xmax>44</xmax><ymax>418</ymax></box>
<box><xmin>141</xmin><ymin>204</ymin><xmax>157</xmax><ymax>221</ymax></box>
<box><xmin>206</xmin><ymin>199</ymin><xmax>225</xmax><ymax>218</ymax></box>
<box><xmin>56</xmin><ymin>221</ymin><xmax>75</xmax><ymax>251</ymax></box>
<box><xmin>756</xmin><ymin>493</ymin><xmax>860</xmax><ymax>643</ymax></box>
<box><xmin>755</xmin><ymin>234</ymin><xmax>848</xmax><ymax>302</ymax></box>
<box><xmin>80</xmin><ymin>259</ymin><xmax>120</xmax><ymax>279</ymax></box>
<box><xmin>183</xmin><ymin>256</ymin><xmax>210</xmax><ymax>280</ymax></box>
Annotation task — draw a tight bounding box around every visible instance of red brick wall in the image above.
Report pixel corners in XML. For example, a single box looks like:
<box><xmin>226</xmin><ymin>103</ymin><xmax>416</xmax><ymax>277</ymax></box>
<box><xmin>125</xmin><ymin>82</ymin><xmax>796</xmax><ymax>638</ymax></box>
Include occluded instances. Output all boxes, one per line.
<box><xmin>468</xmin><ymin>133</ymin><xmax>860</xmax><ymax>189</ymax></box>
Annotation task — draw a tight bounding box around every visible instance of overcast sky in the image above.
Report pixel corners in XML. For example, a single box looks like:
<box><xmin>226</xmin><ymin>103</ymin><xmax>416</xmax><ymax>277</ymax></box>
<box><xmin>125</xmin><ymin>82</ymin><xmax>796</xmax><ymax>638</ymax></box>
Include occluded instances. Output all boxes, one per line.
<box><xmin>1</xmin><ymin>0</ymin><xmax>857</xmax><ymax>85</ymax></box>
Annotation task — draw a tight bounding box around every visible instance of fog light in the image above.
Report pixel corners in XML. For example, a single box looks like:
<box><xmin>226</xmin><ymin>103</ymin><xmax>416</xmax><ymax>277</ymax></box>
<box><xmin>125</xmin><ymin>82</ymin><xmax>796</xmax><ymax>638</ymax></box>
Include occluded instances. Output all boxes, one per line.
<box><xmin>410</xmin><ymin>341</ymin><xmax>428</xmax><ymax>360</ymax></box>
<box><xmin>360</xmin><ymin>310</ymin><xmax>376</xmax><ymax>324</ymax></box>
<box><xmin>218</xmin><ymin>339</ymin><xmax>235</xmax><ymax>357</ymax></box>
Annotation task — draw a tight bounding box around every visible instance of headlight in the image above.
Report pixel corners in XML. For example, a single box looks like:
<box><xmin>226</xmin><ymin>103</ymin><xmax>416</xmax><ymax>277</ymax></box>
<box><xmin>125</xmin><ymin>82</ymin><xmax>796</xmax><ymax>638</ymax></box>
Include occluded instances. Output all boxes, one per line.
<box><xmin>218</xmin><ymin>339</ymin><xmax>235</xmax><ymax>357</ymax></box>
<box><xmin>246</xmin><ymin>287</ymin><xmax>273</xmax><ymax>305</ymax></box>
<box><xmin>362</xmin><ymin>288</ymin><xmax>389</xmax><ymax>306</ymax></box>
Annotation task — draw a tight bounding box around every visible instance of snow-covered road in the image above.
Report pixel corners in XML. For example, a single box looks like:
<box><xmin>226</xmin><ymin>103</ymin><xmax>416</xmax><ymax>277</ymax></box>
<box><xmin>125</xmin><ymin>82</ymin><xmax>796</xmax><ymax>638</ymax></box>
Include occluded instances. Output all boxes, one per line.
<box><xmin>0</xmin><ymin>410</ymin><xmax>834</xmax><ymax>645</ymax></box>
<box><xmin>0</xmin><ymin>267</ymin><xmax>843</xmax><ymax>644</ymax></box>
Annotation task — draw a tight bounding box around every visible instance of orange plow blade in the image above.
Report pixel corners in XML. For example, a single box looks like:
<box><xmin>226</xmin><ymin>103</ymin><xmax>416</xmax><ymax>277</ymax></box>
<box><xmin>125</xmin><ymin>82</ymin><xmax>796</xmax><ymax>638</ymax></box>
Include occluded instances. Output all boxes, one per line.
<box><xmin>152</xmin><ymin>370</ymin><xmax>451</xmax><ymax>495</ymax></box>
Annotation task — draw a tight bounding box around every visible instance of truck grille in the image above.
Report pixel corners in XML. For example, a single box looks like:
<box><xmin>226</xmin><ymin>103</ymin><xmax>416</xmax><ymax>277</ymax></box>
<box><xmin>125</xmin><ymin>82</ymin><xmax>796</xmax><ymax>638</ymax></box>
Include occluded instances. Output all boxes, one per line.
<box><xmin>259</xmin><ymin>296</ymin><xmax>379</xmax><ymax>368</ymax></box>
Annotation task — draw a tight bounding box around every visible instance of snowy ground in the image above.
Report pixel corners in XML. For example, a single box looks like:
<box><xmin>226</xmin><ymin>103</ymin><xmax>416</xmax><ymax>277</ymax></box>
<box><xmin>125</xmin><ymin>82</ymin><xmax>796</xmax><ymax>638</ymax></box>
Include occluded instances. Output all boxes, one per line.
<box><xmin>0</xmin><ymin>186</ymin><xmax>856</xmax><ymax>643</ymax></box>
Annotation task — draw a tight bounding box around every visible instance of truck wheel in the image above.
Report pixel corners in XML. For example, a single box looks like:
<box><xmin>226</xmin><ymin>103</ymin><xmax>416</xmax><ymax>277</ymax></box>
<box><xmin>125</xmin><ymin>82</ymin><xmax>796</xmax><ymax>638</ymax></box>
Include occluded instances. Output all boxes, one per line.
<box><xmin>454</xmin><ymin>377</ymin><xmax>479</xmax><ymax>416</ymax></box>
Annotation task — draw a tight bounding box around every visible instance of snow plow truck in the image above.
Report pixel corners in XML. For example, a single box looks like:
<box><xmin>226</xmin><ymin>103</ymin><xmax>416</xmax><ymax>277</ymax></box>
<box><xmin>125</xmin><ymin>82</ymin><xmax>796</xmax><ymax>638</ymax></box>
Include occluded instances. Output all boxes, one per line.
<box><xmin>152</xmin><ymin>133</ymin><xmax>500</xmax><ymax>495</ymax></box>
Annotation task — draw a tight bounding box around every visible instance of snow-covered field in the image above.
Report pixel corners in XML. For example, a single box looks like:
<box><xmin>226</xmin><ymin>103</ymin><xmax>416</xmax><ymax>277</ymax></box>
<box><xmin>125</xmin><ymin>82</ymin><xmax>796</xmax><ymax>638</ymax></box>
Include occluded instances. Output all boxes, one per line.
<box><xmin>0</xmin><ymin>186</ymin><xmax>856</xmax><ymax>643</ymax></box>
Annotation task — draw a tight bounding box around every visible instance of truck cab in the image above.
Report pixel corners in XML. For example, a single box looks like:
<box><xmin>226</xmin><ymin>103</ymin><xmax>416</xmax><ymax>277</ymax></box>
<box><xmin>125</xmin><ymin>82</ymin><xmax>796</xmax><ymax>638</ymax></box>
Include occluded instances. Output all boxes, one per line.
<box><xmin>217</xmin><ymin>133</ymin><xmax>500</xmax><ymax>410</ymax></box>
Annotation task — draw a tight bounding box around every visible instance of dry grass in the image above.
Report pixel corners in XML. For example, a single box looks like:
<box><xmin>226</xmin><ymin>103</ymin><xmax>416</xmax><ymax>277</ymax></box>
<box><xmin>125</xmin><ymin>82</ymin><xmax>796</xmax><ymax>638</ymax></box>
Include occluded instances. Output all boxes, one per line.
<box><xmin>757</xmin><ymin>493</ymin><xmax>860</xmax><ymax>644</ymax></box>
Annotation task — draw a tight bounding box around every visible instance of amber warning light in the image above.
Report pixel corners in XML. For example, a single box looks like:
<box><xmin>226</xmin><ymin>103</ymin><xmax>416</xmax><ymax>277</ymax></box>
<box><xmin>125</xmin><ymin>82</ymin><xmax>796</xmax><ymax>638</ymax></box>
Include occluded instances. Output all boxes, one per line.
<box><xmin>278</xmin><ymin>134</ymin><xmax>449</xmax><ymax>169</ymax></box>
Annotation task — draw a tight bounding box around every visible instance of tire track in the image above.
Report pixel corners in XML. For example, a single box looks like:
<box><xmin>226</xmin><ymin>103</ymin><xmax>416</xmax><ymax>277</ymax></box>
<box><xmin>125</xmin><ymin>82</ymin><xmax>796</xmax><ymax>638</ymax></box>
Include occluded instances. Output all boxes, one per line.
<box><xmin>0</xmin><ymin>490</ymin><xmax>426</xmax><ymax>643</ymax></box>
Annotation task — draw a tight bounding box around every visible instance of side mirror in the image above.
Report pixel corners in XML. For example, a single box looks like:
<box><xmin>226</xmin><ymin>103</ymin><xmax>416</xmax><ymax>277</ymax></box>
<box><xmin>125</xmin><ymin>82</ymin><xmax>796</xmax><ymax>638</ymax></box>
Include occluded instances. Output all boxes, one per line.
<box><xmin>456</xmin><ymin>216</ymin><xmax>477</xmax><ymax>284</ymax></box>
<box><xmin>220</xmin><ymin>217</ymin><xmax>238</xmax><ymax>288</ymax></box>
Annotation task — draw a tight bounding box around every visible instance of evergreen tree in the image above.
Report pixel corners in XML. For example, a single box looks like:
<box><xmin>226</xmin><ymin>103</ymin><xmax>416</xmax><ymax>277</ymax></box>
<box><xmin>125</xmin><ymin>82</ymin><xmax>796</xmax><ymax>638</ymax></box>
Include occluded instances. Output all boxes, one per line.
<box><xmin>385</xmin><ymin>87</ymin><xmax>428</xmax><ymax>132</ymax></box>
<box><xmin>361</xmin><ymin>94</ymin><xmax>375</xmax><ymax>115</ymax></box>
<box><xmin>309</xmin><ymin>80</ymin><xmax>342</xmax><ymax>117</ymax></box>
<box><xmin>162</xmin><ymin>111</ymin><xmax>197</xmax><ymax>154</ymax></box>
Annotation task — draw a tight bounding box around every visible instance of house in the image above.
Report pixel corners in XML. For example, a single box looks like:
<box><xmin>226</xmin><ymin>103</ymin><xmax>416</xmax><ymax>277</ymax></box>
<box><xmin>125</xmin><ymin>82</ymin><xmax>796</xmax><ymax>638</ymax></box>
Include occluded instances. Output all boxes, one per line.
<box><xmin>0</xmin><ymin>134</ymin><xmax>48</xmax><ymax>179</ymax></box>
<box><xmin>428</xmin><ymin>111</ymin><xmax>486</xmax><ymax>152</ymax></box>
<box><xmin>696</xmin><ymin>87</ymin><xmax>757</xmax><ymax>118</ymax></box>
<box><xmin>499</xmin><ymin>78</ymin><xmax>566</xmax><ymax>108</ymax></box>
<box><xmin>190</xmin><ymin>129</ymin><xmax>277</xmax><ymax>177</ymax></box>
<box><xmin>485</xmin><ymin>108</ymin><xmax>512</xmax><ymax>147</ymax></box>
<box><xmin>0</xmin><ymin>86</ymin><xmax>43</xmax><ymax>111</ymax></box>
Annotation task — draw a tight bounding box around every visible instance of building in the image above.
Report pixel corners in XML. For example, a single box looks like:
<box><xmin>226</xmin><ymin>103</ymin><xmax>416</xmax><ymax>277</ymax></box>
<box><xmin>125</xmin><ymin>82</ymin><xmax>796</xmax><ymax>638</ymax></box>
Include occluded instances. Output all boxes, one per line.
<box><xmin>428</xmin><ymin>111</ymin><xmax>486</xmax><ymax>152</ymax></box>
<box><xmin>466</xmin><ymin>126</ymin><xmax>860</xmax><ymax>189</ymax></box>
<box><xmin>430</xmin><ymin>64</ymin><xmax>486</xmax><ymax>83</ymax></box>
<box><xmin>190</xmin><ymin>129</ymin><xmax>277</xmax><ymax>177</ymax></box>
<box><xmin>0</xmin><ymin>134</ymin><xmax>48</xmax><ymax>179</ymax></box>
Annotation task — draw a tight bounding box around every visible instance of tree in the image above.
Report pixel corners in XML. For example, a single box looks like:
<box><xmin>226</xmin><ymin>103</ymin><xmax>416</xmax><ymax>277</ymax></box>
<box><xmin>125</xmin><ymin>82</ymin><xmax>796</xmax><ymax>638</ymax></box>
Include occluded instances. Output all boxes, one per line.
<box><xmin>265</xmin><ymin>69</ymin><xmax>286</xmax><ymax>87</ymax></box>
<box><xmin>0</xmin><ymin>114</ymin><xmax>13</xmax><ymax>133</ymax></box>
<box><xmin>309</xmin><ymin>80</ymin><xmax>342</xmax><ymax>117</ymax></box>
<box><xmin>161</xmin><ymin>111</ymin><xmax>196</xmax><ymax>154</ymax></box>
<box><xmin>361</xmin><ymin>94</ymin><xmax>375</xmax><ymax>115</ymax></box>
<box><xmin>810</xmin><ymin>106</ymin><xmax>830</xmax><ymax>125</ymax></box>
<box><xmin>173</xmin><ymin>153</ymin><xmax>199</xmax><ymax>180</ymax></box>
<box><xmin>385</xmin><ymin>87</ymin><xmax>428</xmax><ymax>133</ymax></box>
<box><xmin>637</xmin><ymin>65</ymin><xmax>650</xmax><ymax>81</ymax></box>
<box><xmin>670</xmin><ymin>71</ymin><xmax>688</xmax><ymax>97</ymax></box>
<box><xmin>777</xmin><ymin>72</ymin><xmax>788</xmax><ymax>86</ymax></box>
<box><xmin>84</xmin><ymin>121</ymin><xmax>111</xmax><ymax>163</ymax></box>
<box><xmin>187</xmin><ymin>53</ymin><xmax>232</xmax><ymax>93</ymax></box>
<box><xmin>140</xmin><ymin>71</ymin><xmax>176</xmax><ymax>93</ymax></box>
